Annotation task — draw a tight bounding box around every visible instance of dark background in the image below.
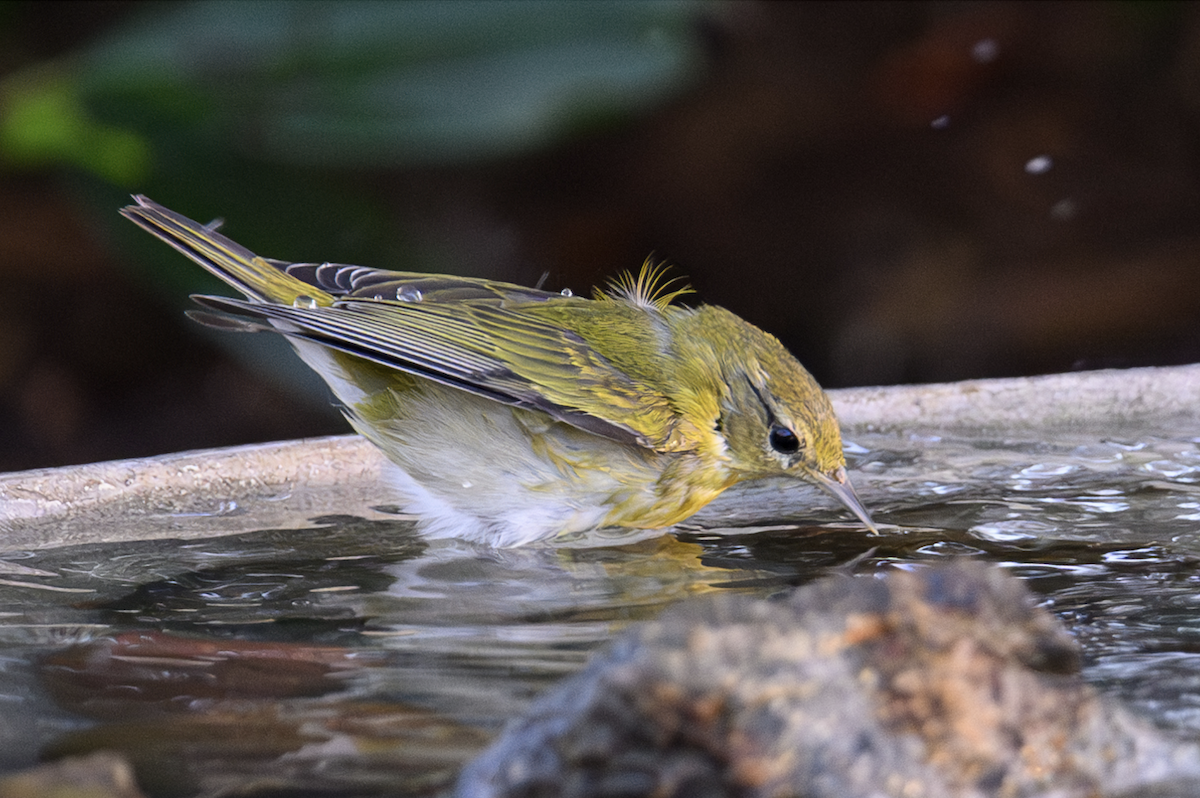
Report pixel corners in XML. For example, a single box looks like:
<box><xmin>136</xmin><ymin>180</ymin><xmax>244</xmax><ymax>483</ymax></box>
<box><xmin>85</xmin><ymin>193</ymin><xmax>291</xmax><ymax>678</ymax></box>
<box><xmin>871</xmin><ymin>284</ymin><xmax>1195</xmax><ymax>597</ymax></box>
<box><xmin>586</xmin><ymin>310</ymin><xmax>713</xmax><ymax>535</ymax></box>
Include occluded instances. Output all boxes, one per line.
<box><xmin>2</xmin><ymin>1</ymin><xmax>1198</xmax><ymax>473</ymax></box>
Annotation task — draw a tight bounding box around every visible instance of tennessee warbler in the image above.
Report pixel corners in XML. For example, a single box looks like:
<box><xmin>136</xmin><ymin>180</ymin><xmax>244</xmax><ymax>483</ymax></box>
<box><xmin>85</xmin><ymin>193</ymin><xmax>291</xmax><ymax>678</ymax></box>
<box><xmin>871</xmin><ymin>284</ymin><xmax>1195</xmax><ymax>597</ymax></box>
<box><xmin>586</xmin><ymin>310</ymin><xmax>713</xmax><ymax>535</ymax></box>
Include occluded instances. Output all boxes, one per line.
<box><xmin>122</xmin><ymin>196</ymin><xmax>876</xmax><ymax>546</ymax></box>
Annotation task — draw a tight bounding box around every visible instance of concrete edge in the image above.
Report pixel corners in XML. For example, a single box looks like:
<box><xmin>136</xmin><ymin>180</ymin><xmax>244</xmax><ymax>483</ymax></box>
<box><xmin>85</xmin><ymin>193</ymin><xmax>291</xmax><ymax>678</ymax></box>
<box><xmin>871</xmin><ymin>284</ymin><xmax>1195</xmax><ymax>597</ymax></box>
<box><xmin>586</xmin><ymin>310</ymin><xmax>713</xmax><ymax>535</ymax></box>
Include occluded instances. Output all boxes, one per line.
<box><xmin>1</xmin><ymin>364</ymin><xmax>1196</xmax><ymax>550</ymax></box>
<box><xmin>831</xmin><ymin>363</ymin><xmax>1200</xmax><ymax>433</ymax></box>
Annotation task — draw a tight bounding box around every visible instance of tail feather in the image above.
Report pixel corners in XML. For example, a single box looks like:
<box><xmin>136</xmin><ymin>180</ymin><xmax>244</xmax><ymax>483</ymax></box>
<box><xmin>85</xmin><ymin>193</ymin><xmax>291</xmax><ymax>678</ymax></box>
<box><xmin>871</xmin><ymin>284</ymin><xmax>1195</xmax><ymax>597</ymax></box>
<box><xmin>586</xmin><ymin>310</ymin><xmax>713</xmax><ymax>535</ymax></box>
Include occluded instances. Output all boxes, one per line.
<box><xmin>120</xmin><ymin>195</ymin><xmax>333</xmax><ymax>307</ymax></box>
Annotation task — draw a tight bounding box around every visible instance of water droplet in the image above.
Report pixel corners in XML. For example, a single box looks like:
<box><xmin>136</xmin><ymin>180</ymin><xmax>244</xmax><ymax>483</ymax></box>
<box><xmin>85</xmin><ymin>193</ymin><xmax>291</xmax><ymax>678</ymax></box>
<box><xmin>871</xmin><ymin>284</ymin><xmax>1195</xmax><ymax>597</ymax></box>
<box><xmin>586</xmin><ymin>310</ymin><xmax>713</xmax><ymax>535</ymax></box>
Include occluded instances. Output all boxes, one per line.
<box><xmin>1017</xmin><ymin>462</ymin><xmax>1078</xmax><ymax>478</ymax></box>
<box><xmin>461</xmin><ymin>480</ymin><xmax>473</xmax><ymax>489</ymax></box>
<box><xmin>293</xmin><ymin>295</ymin><xmax>318</xmax><ymax>309</ymax></box>
<box><xmin>396</xmin><ymin>288</ymin><xmax>423</xmax><ymax>302</ymax></box>
<box><xmin>560</xmin><ymin>288</ymin><xmax>574</xmax><ymax>297</ymax></box>
<box><xmin>916</xmin><ymin>540</ymin><xmax>986</xmax><ymax>556</ymax></box>
<box><xmin>1035</xmin><ymin>495</ymin><xmax>1129</xmax><ymax>513</ymax></box>
<box><xmin>1071</xmin><ymin>445</ymin><xmax>1122</xmax><ymax>464</ymax></box>
<box><xmin>1102</xmin><ymin>547</ymin><xmax>1167</xmax><ymax>564</ymax></box>
<box><xmin>1025</xmin><ymin>155</ymin><xmax>1053</xmax><ymax>174</ymax></box>
<box><xmin>971</xmin><ymin>38</ymin><xmax>999</xmax><ymax>63</ymax></box>
<box><xmin>930</xmin><ymin>115</ymin><xmax>950</xmax><ymax>129</ymax></box>
<box><xmin>1143</xmin><ymin>460</ymin><xmax>1195</xmax><ymax>478</ymax></box>
<box><xmin>1103</xmin><ymin>438</ymin><xmax>1146</xmax><ymax>451</ymax></box>
<box><xmin>1176</xmin><ymin>501</ymin><xmax>1200</xmax><ymax>521</ymax></box>
<box><xmin>1051</xmin><ymin>198</ymin><xmax>1076</xmax><ymax>220</ymax></box>
<box><xmin>971</xmin><ymin>519</ymin><xmax>1057</xmax><ymax>542</ymax></box>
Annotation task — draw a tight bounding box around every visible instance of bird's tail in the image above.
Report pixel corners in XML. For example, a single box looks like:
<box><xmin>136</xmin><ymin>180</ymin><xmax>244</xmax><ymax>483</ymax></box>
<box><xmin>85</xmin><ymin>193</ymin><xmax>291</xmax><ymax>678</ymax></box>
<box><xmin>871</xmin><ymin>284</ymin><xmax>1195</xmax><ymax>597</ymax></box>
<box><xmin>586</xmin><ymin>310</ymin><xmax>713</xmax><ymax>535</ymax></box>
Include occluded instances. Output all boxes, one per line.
<box><xmin>120</xmin><ymin>195</ymin><xmax>333</xmax><ymax>308</ymax></box>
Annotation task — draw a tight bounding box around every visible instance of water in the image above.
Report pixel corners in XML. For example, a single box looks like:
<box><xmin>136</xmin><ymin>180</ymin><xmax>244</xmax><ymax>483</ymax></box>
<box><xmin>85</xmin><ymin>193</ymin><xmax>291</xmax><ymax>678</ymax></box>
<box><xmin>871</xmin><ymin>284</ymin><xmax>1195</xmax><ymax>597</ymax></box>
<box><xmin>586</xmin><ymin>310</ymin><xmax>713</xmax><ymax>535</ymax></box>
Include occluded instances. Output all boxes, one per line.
<box><xmin>2</xmin><ymin>426</ymin><xmax>1200</xmax><ymax>795</ymax></box>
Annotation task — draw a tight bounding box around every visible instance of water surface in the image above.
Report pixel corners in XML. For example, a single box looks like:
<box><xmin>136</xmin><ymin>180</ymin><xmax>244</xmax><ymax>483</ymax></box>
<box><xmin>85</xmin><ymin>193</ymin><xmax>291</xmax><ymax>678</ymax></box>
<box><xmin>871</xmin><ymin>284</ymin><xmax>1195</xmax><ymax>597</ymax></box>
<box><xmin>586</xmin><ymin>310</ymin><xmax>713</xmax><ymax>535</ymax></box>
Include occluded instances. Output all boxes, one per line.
<box><xmin>2</xmin><ymin>425</ymin><xmax>1199</xmax><ymax>795</ymax></box>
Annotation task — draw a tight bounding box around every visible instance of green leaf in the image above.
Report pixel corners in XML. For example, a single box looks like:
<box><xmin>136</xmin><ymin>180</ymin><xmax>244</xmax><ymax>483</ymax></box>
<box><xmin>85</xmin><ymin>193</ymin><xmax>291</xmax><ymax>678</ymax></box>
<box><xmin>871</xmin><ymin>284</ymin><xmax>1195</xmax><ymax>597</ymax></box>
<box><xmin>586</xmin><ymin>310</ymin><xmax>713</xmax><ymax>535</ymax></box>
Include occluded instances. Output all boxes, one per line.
<box><xmin>73</xmin><ymin>0</ymin><xmax>711</xmax><ymax>166</ymax></box>
<box><xmin>0</xmin><ymin>69</ymin><xmax>151</xmax><ymax>185</ymax></box>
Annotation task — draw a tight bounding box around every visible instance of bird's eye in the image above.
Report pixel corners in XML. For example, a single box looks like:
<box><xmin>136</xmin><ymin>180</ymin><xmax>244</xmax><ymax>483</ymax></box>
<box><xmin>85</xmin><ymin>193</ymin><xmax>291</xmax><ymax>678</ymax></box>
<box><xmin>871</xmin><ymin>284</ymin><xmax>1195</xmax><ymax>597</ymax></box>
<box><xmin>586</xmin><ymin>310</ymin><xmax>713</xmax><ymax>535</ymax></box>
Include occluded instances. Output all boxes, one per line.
<box><xmin>769</xmin><ymin>425</ymin><xmax>801</xmax><ymax>455</ymax></box>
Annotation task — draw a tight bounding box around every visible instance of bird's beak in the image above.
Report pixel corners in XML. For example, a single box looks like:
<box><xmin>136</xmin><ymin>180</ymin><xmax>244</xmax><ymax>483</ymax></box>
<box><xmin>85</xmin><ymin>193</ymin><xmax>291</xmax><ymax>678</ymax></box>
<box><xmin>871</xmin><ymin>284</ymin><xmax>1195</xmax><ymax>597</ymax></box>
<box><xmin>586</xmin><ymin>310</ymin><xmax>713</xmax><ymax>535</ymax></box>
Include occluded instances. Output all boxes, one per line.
<box><xmin>809</xmin><ymin>465</ymin><xmax>879</xmax><ymax>534</ymax></box>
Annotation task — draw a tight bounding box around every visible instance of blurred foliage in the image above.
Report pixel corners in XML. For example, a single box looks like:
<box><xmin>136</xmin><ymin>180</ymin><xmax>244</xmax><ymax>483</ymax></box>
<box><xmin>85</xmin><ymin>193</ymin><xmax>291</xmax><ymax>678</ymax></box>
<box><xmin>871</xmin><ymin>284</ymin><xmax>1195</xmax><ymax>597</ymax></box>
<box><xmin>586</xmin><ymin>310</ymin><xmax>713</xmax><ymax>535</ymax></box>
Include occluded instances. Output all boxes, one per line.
<box><xmin>0</xmin><ymin>68</ymin><xmax>150</xmax><ymax>184</ymax></box>
<box><xmin>1</xmin><ymin>0</ymin><xmax>707</xmax><ymax>175</ymax></box>
<box><xmin>0</xmin><ymin>0</ymin><xmax>712</xmax><ymax>401</ymax></box>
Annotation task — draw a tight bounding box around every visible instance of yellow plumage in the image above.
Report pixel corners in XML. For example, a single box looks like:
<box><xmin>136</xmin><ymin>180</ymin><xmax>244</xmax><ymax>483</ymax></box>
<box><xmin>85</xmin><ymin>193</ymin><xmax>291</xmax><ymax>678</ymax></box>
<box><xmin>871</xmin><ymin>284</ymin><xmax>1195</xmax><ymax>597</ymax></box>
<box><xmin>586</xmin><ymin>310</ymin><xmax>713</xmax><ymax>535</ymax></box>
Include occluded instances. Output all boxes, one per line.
<box><xmin>122</xmin><ymin>196</ymin><xmax>875</xmax><ymax>546</ymax></box>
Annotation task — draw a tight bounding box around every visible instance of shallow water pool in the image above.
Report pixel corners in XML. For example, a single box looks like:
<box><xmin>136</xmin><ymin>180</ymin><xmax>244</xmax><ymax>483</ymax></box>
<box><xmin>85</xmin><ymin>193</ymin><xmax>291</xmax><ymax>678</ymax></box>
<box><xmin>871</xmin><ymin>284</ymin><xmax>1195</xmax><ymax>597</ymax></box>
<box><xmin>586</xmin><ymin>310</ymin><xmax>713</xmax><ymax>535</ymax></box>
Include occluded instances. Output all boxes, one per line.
<box><xmin>2</xmin><ymin>424</ymin><xmax>1199</xmax><ymax>795</ymax></box>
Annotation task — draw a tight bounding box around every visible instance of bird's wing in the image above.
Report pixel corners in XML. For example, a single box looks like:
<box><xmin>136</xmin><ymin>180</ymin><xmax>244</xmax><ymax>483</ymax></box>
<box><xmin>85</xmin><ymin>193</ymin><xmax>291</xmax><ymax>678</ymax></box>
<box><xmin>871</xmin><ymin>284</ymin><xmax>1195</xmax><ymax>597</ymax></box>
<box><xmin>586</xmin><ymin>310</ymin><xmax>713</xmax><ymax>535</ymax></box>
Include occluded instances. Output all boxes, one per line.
<box><xmin>122</xmin><ymin>195</ymin><xmax>569</xmax><ymax>306</ymax></box>
<box><xmin>278</xmin><ymin>261</ymin><xmax>567</xmax><ymax>305</ymax></box>
<box><xmin>122</xmin><ymin>194</ymin><xmax>690</xmax><ymax>451</ymax></box>
<box><xmin>192</xmin><ymin>293</ymin><xmax>689</xmax><ymax>451</ymax></box>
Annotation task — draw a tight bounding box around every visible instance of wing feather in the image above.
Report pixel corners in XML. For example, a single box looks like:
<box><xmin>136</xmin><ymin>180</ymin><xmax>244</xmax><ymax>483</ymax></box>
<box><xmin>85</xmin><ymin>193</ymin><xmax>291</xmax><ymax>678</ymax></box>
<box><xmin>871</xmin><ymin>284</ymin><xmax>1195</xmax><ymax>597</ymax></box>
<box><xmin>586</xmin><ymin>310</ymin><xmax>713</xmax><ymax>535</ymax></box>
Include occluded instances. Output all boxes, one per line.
<box><xmin>123</xmin><ymin>195</ymin><xmax>689</xmax><ymax>452</ymax></box>
<box><xmin>192</xmin><ymin>294</ymin><xmax>685</xmax><ymax>450</ymax></box>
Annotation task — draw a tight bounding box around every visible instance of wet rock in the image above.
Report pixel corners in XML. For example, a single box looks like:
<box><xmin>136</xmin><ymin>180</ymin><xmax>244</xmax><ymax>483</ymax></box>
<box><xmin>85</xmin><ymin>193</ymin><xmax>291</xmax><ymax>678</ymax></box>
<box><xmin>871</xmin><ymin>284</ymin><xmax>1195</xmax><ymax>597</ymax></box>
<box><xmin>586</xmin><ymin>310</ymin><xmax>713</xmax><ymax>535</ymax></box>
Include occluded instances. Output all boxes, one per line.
<box><xmin>457</xmin><ymin>561</ymin><xmax>1200</xmax><ymax>798</ymax></box>
<box><xmin>38</xmin><ymin>630</ymin><xmax>489</xmax><ymax>797</ymax></box>
<box><xmin>44</xmin><ymin>702</ymin><xmax>489</xmax><ymax>798</ymax></box>
<box><xmin>0</xmin><ymin>751</ymin><xmax>145</xmax><ymax>798</ymax></box>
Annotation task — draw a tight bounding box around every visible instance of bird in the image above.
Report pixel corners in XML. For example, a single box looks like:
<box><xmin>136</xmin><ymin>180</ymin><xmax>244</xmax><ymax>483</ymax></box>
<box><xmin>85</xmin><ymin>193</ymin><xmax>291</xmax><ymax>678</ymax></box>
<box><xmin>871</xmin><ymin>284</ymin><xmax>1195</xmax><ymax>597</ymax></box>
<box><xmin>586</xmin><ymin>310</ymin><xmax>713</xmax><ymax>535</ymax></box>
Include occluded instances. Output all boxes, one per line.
<box><xmin>122</xmin><ymin>195</ymin><xmax>877</xmax><ymax>547</ymax></box>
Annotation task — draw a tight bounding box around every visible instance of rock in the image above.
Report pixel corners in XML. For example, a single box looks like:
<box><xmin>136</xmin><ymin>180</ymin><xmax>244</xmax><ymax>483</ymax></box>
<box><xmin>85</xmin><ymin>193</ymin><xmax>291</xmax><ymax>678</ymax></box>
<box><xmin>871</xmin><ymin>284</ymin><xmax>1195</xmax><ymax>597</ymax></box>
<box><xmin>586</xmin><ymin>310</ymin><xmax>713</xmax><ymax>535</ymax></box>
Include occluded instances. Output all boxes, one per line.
<box><xmin>456</xmin><ymin>561</ymin><xmax>1200</xmax><ymax>798</ymax></box>
<box><xmin>0</xmin><ymin>751</ymin><xmax>145</xmax><ymax>798</ymax></box>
